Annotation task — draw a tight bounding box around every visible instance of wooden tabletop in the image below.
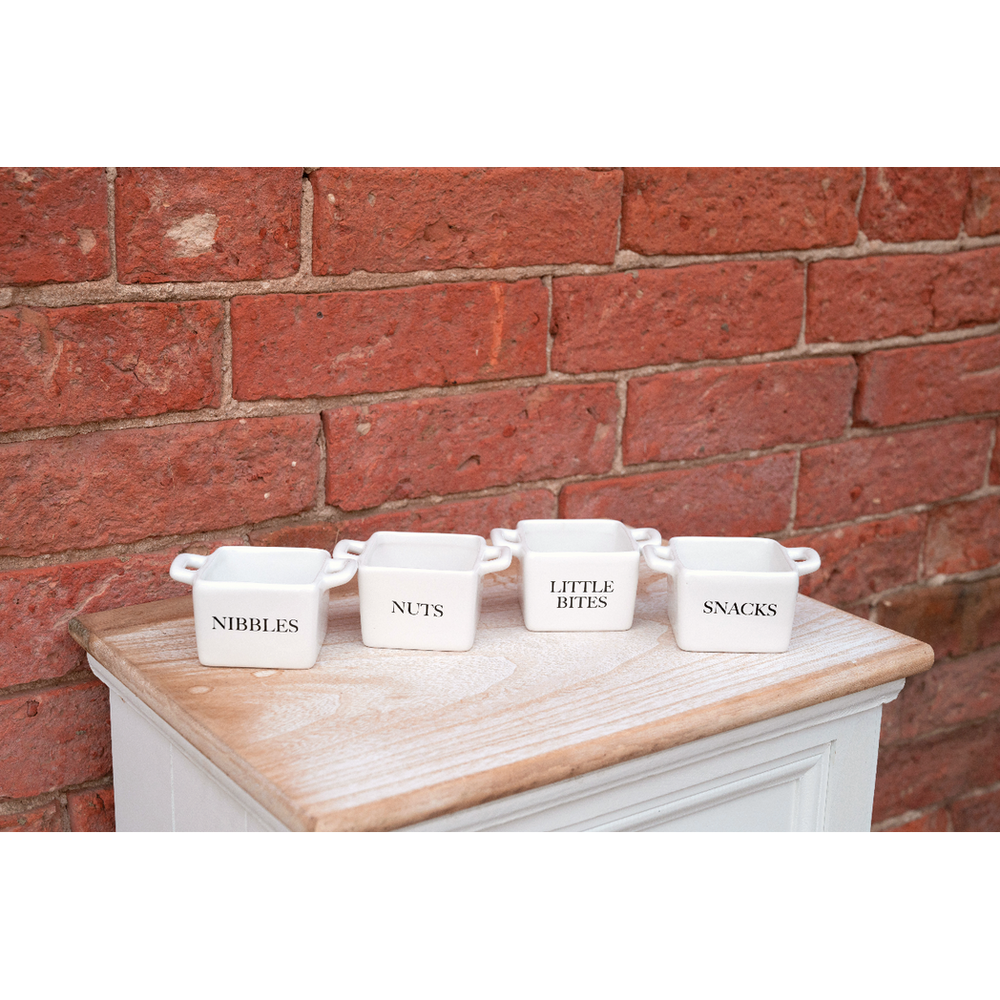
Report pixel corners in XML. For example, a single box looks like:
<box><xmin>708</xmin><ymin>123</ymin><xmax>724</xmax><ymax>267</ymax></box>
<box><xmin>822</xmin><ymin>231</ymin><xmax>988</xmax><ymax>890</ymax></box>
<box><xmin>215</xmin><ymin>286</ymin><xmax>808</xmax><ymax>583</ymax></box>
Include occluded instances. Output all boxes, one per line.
<box><xmin>70</xmin><ymin>566</ymin><xmax>933</xmax><ymax>831</ymax></box>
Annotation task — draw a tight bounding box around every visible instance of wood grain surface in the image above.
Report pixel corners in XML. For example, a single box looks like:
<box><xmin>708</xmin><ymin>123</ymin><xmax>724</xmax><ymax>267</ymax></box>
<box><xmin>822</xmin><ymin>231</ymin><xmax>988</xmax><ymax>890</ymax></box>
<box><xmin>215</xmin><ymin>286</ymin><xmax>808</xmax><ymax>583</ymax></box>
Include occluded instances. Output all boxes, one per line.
<box><xmin>70</xmin><ymin>566</ymin><xmax>933</xmax><ymax>831</ymax></box>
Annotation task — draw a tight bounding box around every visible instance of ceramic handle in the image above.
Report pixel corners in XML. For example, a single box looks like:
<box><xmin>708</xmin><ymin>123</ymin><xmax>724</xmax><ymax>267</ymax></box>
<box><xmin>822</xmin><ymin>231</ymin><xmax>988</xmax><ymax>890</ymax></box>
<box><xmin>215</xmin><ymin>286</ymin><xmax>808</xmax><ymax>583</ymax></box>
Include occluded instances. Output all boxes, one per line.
<box><xmin>489</xmin><ymin>528</ymin><xmax>523</xmax><ymax>559</ymax></box>
<box><xmin>785</xmin><ymin>546</ymin><xmax>821</xmax><ymax>577</ymax></box>
<box><xmin>332</xmin><ymin>538</ymin><xmax>366</xmax><ymax>560</ymax></box>
<box><xmin>628</xmin><ymin>526</ymin><xmax>662</xmax><ymax>549</ymax></box>
<box><xmin>478</xmin><ymin>544</ymin><xmax>512</xmax><ymax>576</ymax></box>
<box><xmin>321</xmin><ymin>557</ymin><xmax>358</xmax><ymax>590</ymax></box>
<box><xmin>169</xmin><ymin>552</ymin><xmax>207</xmax><ymax>586</ymax></box>
<box><xmin>642</xmin><ymin>544</ymin><xmax>676</xmax><ymax>575</ymax></box>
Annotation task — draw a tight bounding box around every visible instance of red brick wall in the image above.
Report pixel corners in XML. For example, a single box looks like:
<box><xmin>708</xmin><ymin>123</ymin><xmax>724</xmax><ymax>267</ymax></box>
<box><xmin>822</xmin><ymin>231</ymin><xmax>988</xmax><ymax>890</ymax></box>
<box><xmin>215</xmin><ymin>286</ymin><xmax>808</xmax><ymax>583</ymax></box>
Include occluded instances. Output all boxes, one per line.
<box><xmin>2</xmin><ymin>166</ymin><xmax>998</xmax><ymax>831</ymax></box>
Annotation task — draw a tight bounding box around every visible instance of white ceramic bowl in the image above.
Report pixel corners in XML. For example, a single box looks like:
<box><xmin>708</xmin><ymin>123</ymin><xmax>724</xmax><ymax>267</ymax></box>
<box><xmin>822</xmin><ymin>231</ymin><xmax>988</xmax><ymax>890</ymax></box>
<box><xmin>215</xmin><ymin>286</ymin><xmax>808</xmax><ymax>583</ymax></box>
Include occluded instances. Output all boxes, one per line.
<box><xmin>169</xmin><ymin>546</ymin><xmax>357</xmax><ymax>669</ymax></box>
<box><xmin>332</xmin><ymin>531</ymin><xmax>511</xmax><ymax>651</ymax></box>
<box><xmin>490</xmin><ymin>519</ymin><xmax>662</xmax><ymax>632</ymax></box>
<box><xmin>642</xmin><ymin>536</ymin><xmax>821</xmax><ymax>653</ymax></box>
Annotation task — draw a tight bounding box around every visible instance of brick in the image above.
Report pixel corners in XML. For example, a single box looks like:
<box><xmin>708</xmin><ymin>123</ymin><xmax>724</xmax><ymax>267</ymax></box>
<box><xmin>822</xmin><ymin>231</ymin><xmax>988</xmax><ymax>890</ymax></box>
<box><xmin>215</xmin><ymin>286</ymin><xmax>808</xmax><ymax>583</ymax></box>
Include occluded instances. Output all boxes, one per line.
<box><xmin>806</xmin><ymin>247</ymin><xmax>1000</xmax><ymax>343</ymax></box>
<box><xmin>620</xmin><ymin>168</ymin><xmax>862</xmax><ymax>255</ymax></box>
<box><xmin>855</xmin><ymin>334</ymin><xmax>1000</xmax><ymax>428</ymax></box>
<box><xmin>310</xmin><ymin>167</ymin><xmax>622</xmax><ymax>275</ymax></box>
<box><xmin>251</xmin><ymin>490</ymin><xmax>556</xmax><ymax>549</ymax></box>
<box><xmin>876</xmin><ymin>809</ymin><xmax>949</xmax><ymax>832</ymax></box>
<box><xmin>795</xmin><ymin>422</ymin><xmax>992</xmax><ymax>527</ymax></box>
<box><xmin>879</xmin><ymin>689</ymin><xmax>903</xmax><ymax>743</ymax></box>
<box><xmin>0</xmin><ymin>168</ymin><xmax>110</xmax><ymax>284</ymax></box>
<box><xmin>0</xmin><ymin>552</ymin><xmax>196</xmax><ymax>688</ymax></box>
<box><xmin>551</xmin><ymin>261</ymin><xmax>803</xmax><ymax>374</ymax></box>
<box><xmin>993</xmin><ymin>420</ymin><xmax>1000</xmax><ymax>485</ymax></box>
<box><xmin>0</xmin><ymin>680</ymin><xmax>111</xmax><ymax>798</ymax></box>
<box><xmin>872</xmin><ymin>715</ymin><xmax>1000</xmax><ymax>821</ymax></box>
<box><xmin>787</xmin><ymin>513</ymin><xmax>926</xmax><ymax>607</ymax></box>
<box><xmin>859</xmin><ymin>168</ymin><xmax>969</xmax><ymax>242</ymax></box>
<box><xmin>0</xmin><ymin>800</ymin><xmax>64</xmax><ymax>831</ymax></box>
<box><xmin>323</xmin><ymin>385</ymin><xmax>618</xmax><ymax>511</ymax></box>
<box><xmin>0</xmin><ymin>416</ymin><xmax>320</xmax><ymax>557</ymax></box>
<box><xmin>925</xmin><ymin>496</ymin><xmax>1000</xmax><ymax>576</ymax></box>
<box><xmin>949</xmin><ymin>787</ymin><xmax>1000</xmax><ymax>831</ymax></box>
<box><xmin>965</xmin><ymin>168</ymin><xmax>1000</xmax><ymax>237</ymax></box>
<box><xmin>927</xmin><ymin>248</ymin><xmax>1000</xmax><ymax>331</ymax></box>
<box><xmin>67</xmin><ymin>786</ymin><xmax>115</xmax><ymax>832</ymax></box>
<box><xmin>231</xmin><ymin>280</ymin><xmax>547</xmax><ymax>402</ymax></box>
<box><xmin>624</xmin><ymin>358</ymin><xmax>855</xmax><ymax>465</ymax></box>
<box><xmin>875</xmin><ymin>578</ymin><xmax>1000</xmax><ymax>660</ymax></box>
<box><xmin>0</xmin><ymin>301</ymin><xmax>223</xmax><ymax>432</ymax></box>
<box><xmin>559</xmin><ymin>453</ymin><xmax>796</xmax><ymax>536</ymax></box>
<box><xmin>115</xmin><ymin>168</ymin><xmax>301</xmax><ymax>283</ymax></box>
<box><xmin>839</xmin><ymin>601</ymin><xmax>874</xmax><ymax>622</ymax></box>
<box><xmin>884</xmin><ymin>645</ymin><xmax>1000</xmax><ymax>742</ymax></box>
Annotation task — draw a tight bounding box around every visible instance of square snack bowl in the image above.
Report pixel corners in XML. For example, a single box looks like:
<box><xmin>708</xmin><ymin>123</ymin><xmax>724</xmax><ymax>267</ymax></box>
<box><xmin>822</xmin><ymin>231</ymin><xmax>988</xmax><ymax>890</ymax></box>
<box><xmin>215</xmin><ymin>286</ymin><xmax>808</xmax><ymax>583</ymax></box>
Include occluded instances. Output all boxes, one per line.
<box><xmin>490</xmin><ymin>519</ymin><xmax>661</xmax><ymax>632</ymax></box>
<box><xmin>642</xmin><ymin>536</ymin><xmax>821</xmax><ymax>653</ymax></box>
<box><xmin>169</xmin><ymin>546</ymin><xmax>357</xmax><ymax>669</ymax></box>
<box><xmin>333</xmin><ymin>531</ymin><xmax>511</xmax><ymax>651</ymax></box>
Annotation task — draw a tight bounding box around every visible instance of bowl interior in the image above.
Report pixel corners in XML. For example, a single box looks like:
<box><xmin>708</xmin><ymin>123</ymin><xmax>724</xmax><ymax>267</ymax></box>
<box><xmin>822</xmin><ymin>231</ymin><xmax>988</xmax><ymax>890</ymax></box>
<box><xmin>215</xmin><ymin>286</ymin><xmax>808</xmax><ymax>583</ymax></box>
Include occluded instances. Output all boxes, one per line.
<box><xmin>365</xmin><ymin>533</ymin><xmax>482</xmax><ymax>571</ymax></box>
<box><xmin>671</xmin><ymin>537</ymin><xmax>791</xmax><ymax>573</ymax></box>
<box><xmin>520</xmin><ymin>520</ymin><xmax>633</xmax><ymax>553</ymax></box>
<box><xmin>199</xmin><ymin>547</ymin><xmax>329</xmax><ymax>585</ymax></box>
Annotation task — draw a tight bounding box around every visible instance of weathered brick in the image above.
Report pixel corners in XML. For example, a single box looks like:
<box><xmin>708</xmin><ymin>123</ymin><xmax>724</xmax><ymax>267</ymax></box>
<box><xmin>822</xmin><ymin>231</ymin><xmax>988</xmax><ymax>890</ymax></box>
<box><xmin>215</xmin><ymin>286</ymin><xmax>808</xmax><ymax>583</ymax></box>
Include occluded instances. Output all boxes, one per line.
<box><xmin>925</xmin><ymin>496</ymin><xmax>1000</xmax><ymax>576</ymax></box>
<box><xmin>551</xmin><ymin>261</ymin><xmax>803</xmax><ymax>374</ymax></box>
<box><xmin>965</xmin><ymin>168</ymin><xmax>1000</xmax><ymax>237</ymax></box>
<box><xmin>0</xmin><ymin>168</ymin><xmax>110</xmax><ymax>284</ymax></box>
<box><xmin>795</xmin><ymin>422</ymin><xmax>992</xmax><ymax>527</ymax></box>
<box><xmin>0</xmin><ymin>301</ymin><xmax>223</xmax><ymax>432</ymax></box>
<box><xmin>115</xmin><ymin>168</ymin><xmax>301</xmax><ymax>283</ymax></box>
<box><xmin>67</xmin><ymin>786</ymin><xmax>114</xmax><ymax>832</ymax></box>
<box><xmin>875</xmin><ymin>578</ymin><xmax>1000</xmax><ymax>660</ymax></box>
<box><xmin>231</xmin><ymin>280</ymin><xmax>547</xmax><ymax>402</ymax></box>
<box><xmin>310</xmin><ymin>168</ymin><xmax>622</xmax><ymax>275</ymax></box>
<box><xmin>876</xmin><ymin>809</ymin><xmax>950</xmax><ymax>832</ymax></box>
<box><xmin>807</xmin><ymin>247</ymin><xmax>1000</xmax><ymax>343</ymax></box>
<box><xmin>0</xmin><ymin>416</ymin><xmax>320</xmax><ymax>557</ymax></box>
<box><xmin>879</xmin><ymin>689</ymin><xmax>903</xmax><ymax>743</ymax></box>
<box><xmin>872</xmin><ymin>715</ymin><xmax>1000</xmax><ymax>821</ymax></box>
<box><xmin>0</xmin><ymin>681</ymin><xmax>111</xmax><ymax>798</ymax></box>
<box><xmin>0</xmin><ymin>800</ymin><xmax>64</xmax><ymax>831</ymax></box>
<box><xmin>883</xmin><ymin>645</ymin><xmax>1000</xmax><ymax>742</ymax></box>
<box><xmin>928</xmin><ymin>248</ymin><xmax>1000</xmax><ymax>330</ymax></box>
<box><xmin>620</xmin><ymin>168</ymin><xmax>862</xmax><ymax>255</ymax></box>
<box><xmin>251</xmin><ymin>490</ymin><xmax>556</xmax><ymax>549</ymax></box>
<box><xmin>787</xmin><ymin>513</ymin><xmax>926</xmax><ymax>607</ymax></box>
<box><xmin>859</xmin><ymin>168</ymin><xmax>969</xmax><ymax>242</ymax></box>
<box><xmin>624</xmin><ymin>358</ymin><xmax>855</xmax><ymax>465</ymax></box>
<box><xmin>839</xmin><ymin>601</ymin><xmax>874</xmax><ymax>622</ymax></box>
<box><xmin>993</xmin><ymin>419</ymin><xmax>1000</xmax><ymax>484</ymax></box>
<box><xmin>949</xmin><ymin>787</ymin><xmax>1000</xmax><ymax>831</ymax></box>
<box><xmin>855</xmin><ymin>334</ymin><xmax>1000</xmax><ymax>428</ymax></box>
<box><xmin>323</xmin><ymin>385</ymin><xmax>618</xmax><ymax>511</ymax></box>
<box><xmin>0</xmin><ymin>552</ymin><xmax>197</xmax><ymax>688</ymax></box>
<box><xmin>559</xmin><ymin>454</ymin><xmax>796</xmax><ymax>536</ymax></box>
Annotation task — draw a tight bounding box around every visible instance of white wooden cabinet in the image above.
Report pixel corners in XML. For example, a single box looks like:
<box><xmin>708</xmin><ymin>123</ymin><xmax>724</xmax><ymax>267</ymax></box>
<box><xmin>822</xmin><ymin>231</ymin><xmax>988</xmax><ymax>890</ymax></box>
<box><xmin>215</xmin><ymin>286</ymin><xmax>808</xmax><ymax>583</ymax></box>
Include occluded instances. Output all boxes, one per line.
<box><xmin>72</xmin><ymin>569</ymin><xmax>931</xmax><ymax>832</ymax></box>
